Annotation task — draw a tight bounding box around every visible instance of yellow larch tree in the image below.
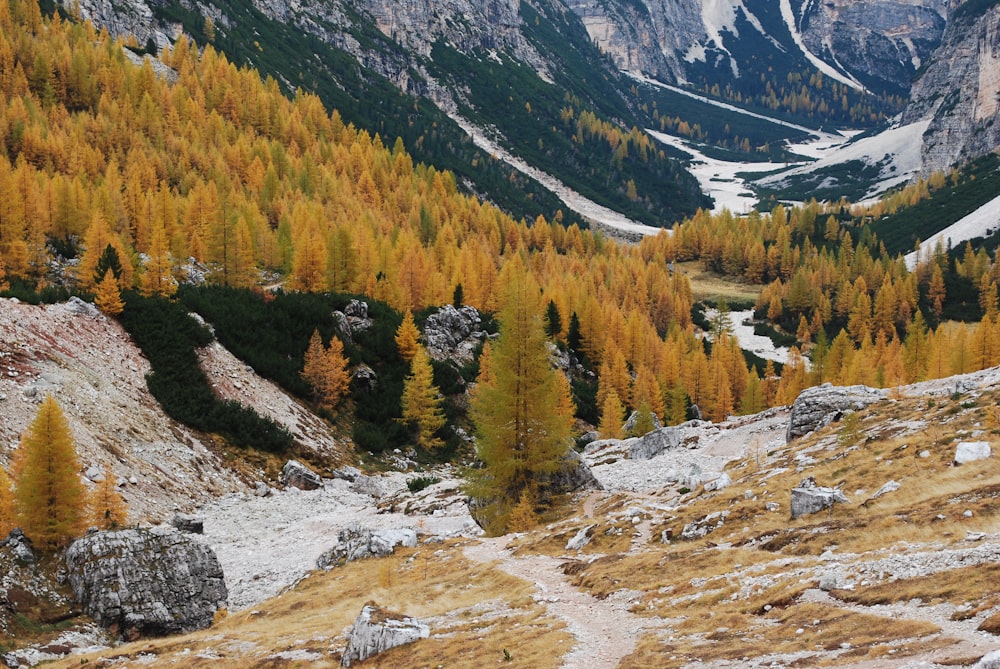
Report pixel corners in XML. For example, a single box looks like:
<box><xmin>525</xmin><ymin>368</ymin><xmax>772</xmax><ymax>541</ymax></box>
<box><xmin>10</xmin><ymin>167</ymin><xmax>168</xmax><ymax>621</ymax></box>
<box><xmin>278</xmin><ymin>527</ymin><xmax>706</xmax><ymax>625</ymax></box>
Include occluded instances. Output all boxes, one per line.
<box><xmin>598</xmin><ymin>390</ymin><xmax>625</xmax><ymax>440</ymax></box>
<box><xmin>12</xmin><ymin>395</ymin><xmax>87</xmax><ymax>550</ymax></box>
<box><xmin>395</xmin><ymin>309</ymin><xmax>421</xmax><ymax>363</ymax></box>
<box><xmin>89</xmin><ymin>464</ymin><xmax>129</xmax><ymax>530</ymax></box>
<box><xmin>0</xmin><ymin>467</ymin><xmax>14</xmax><ymax>537</ymax></box>
<box><xmin>94</xmin><ymin>270</ymin><xmax>125</xmax><ymax>316</ymax></box>
<box><xmin>400</xmin><ymin>346</ymin><xmax>447</xmax><ymax>451</ymax></box>
<box><xmin>139</xmin><ymin>223</ymin><xmax>178</xmax><ymax>298</ymax></box>
<box><xmin>301</xmin><ymin>329</ymin><xmax>351</xmax><ymax>411</ymax></box>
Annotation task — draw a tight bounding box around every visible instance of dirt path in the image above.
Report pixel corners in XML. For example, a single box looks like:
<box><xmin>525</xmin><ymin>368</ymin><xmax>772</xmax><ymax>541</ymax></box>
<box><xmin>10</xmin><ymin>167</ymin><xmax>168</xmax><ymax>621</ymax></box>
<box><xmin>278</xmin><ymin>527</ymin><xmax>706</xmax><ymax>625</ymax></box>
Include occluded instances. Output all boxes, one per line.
<box><xmin>464</xmin><ymin>537</ymin><xmax>656</xmax><ymax>669</ymax></box>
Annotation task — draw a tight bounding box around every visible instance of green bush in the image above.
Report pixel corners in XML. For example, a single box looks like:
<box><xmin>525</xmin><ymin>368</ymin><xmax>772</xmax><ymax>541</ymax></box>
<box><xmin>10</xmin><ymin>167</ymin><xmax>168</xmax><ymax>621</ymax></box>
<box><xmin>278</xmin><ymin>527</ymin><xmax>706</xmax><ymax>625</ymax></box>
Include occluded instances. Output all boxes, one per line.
<box><xmin>406</xmin><ymin>475</ymin><xmax>441</xmax><ymax>493</ymax></box>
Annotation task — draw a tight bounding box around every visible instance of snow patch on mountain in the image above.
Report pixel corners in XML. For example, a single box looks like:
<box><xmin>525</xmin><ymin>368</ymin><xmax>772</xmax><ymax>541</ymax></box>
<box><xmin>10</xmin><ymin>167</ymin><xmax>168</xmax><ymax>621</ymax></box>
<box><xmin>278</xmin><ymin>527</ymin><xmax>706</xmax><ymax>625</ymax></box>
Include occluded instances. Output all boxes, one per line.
<box><xmin>904</xmin><ymin>194</ymin><xmax>1000</xmax><ymax>269</ymax></box>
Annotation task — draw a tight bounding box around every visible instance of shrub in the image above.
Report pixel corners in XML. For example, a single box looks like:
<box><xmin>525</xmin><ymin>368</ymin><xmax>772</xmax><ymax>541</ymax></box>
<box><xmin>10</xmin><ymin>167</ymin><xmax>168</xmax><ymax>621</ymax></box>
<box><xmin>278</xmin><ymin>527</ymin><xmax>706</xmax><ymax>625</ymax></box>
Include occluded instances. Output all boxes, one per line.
<box><xmin>407</xmin><ymin>476</ymin><xmax>441</xmax><ymax>493</ymax></box>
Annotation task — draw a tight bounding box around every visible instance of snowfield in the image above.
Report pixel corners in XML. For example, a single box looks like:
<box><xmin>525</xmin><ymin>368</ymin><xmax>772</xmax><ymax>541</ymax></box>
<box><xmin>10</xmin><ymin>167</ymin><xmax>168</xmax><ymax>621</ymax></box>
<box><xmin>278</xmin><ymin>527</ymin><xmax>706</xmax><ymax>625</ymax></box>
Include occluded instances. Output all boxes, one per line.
<box><xmin>904</xmin><ymin>193</ymin><xmax>1000</xmax><ymax>269</ymax></box>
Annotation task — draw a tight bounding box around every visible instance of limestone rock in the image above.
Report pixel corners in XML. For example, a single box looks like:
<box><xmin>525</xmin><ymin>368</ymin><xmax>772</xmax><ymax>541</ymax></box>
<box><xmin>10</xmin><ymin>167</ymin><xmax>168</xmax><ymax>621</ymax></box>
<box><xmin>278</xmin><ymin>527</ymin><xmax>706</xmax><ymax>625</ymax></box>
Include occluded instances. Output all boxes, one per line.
<box><xmin>333</xmin><ymin>465</ymin><xmax>363</xmax><ymax>482</ymax></box>
<box><xmin>423</xmin><ymin>305</ymin><xmax>485</xmax><ymax>365</ymax></box>
<box><xmin>542</xmin><ymin>449</ymin><xmax>602</xmax><ymax>495</ymax></box>
<box><xmin>790</xmin><ymin>477</ymin><xmax>850</xmax><ymax>519</ymax></box>
<box><xmin>704</xmin><ymin>472</ymin><xmax>731</xmax><ymax>492</ymax></box>
<box><xmin>975</xmin><ymin>649</ymin><xmax>1000</xmax><ymax>669</ymax></box>
<box><xmin>0</xmin><ymin>529</ymin><xmax>35</xmax><ymax>564</ymax></box>
<box><xmin>955</xmin><ymin>441</ymin><xmax>991</xmax><ymax>465</ymax></box>
<box><xmin>870</xmin><ymin>480</ymin><xmax>900</xmax><ymax>500</ymax></box>
<box><xmin>680</xmin><ymin>510</ymin><xmax>728</xmax><ymax>540</ymax></box>
<box><xmin>786</xmin><ymin>383</ymin><xmax>886</xmax><ymax>442</ymax></box>
<box><xmin>622</xmin><ymin>410</ymin><xmax>663</xmax><ymax>437</ymax></box>
<box><xmin>629</xmin><ymin>420</ymin><xmax>707</xmax><ymax>459</ymax></box>
<box><xmin>341</xmin><ymin>604</ymin><xmax>429</xmax><ymax>667</ymax></box>
<box><xmin>279</xmin><ymin>459</ymin><xmax>323</xmax><ymax>491</ymax></box>
<box><xmin>64</xmin><ymin>527</ymin><xmax>227</xmax><ymax>639</ymax></box>
<box><xmin>352</xmin><ymin>363</ymin><xmax>377</xmax><ymax>394</ymax></box>
<box><xmin>317</xmin><ymin>526</ymin><xmax>418</xmax><ymax>569</ymax></box>
<box><xmin>566</xmin><ymin>524</ymin><xmax>597</xmax><ymax>551</ymax></box>
<box><xmin>171</xmin><ymin>514</ymin><xmax>204</xmax><ymax>534</ymax></box>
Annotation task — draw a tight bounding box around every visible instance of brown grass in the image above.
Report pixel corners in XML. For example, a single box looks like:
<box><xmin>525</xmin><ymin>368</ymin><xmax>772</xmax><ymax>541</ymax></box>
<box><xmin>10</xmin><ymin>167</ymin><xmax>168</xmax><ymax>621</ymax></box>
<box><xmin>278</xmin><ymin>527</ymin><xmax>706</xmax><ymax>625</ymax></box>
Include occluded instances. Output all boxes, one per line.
<box><xmin>46</xmin><ymin>541</ymin><xmax>569</xmax><ymax>668</ymax></box>
<box><xmin>674</xmin><ymin>260</ymin><xmax>762</xmax><ymax>303</ymax></box>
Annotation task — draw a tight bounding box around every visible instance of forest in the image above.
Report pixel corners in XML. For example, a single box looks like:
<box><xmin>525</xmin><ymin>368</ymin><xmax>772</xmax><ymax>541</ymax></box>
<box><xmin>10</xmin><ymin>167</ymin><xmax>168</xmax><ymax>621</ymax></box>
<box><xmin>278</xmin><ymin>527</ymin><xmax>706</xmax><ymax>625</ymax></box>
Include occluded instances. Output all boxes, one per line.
<box><xmin>1</xmin><ymin>0</ymin><xmax>1000</xmax><ymax>474</ymax></box>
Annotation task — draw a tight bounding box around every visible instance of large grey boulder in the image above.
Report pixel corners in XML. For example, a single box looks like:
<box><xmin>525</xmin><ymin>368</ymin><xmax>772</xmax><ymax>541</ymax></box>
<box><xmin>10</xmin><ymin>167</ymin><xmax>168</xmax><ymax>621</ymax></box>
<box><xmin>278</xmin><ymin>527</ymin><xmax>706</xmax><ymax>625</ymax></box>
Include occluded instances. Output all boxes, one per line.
<box><xmin>341</xmin><ymin>604</ymin><xmax>429</xmax><ymax>667</ymax></box>
<box><xmin>629</xmin><ymin>420</ymin><xmax>708</xmax><ymax>459</ymax></box>
<box><xmin>786</xmin><ymin>383</ymin><xmax>886</xmax><ymax>442</ymax></box>
<box><xmin>279</xmin><ymin>459</ymin><xmax>323</xmax><ymax>491</ymax></box>
<box><xmin>543</xmin><ymin>449</ymin><xmax>602</xmax><ymax>495</ymax></box>
<box><xmin>790</xmin><ymin>477</ymin><xmax>850</xmax><ymax>519</ymax></box>
<box><xmin>316</xmin><ymin>526</ymin><xmax>417</xmax><ymax>569</ymax></box>
<box><xmin>423</xmin><ymin>305</ymin><xmax>485</xmax><ymax>365</ymax></box>
<box><xmin>64</xmin><ymin>527</ymin><xmax>227</xmax><ymax>639</ymax></box>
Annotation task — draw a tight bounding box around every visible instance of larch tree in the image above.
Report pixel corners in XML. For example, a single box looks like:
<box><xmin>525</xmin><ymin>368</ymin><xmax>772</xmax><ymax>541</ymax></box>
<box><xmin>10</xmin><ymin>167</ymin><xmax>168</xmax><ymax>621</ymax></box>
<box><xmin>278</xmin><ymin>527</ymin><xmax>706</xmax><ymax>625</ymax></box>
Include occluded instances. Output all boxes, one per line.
<box><xmin>94</xmin><ymin>270</ymin><xmax>125</xmax><ymax>316</ymax></box>
<box><xmin>395</xmin><ymin>310</ymin><xmax>421</xmax><ymax>363</ymax></box>
<box><xmin>467</xmin><ymin>260</ymin><xmax>573</xmax><ymax>535</ymax></box>
<box><xmin>0</xmin><ymin>467</ymin><xmax>14</xmax><ymax>537</ymax></box>
<box><xmin>598</xmin><ymin>389</ymin><xmax>625</xmax><ymax>439</ymax></box>
<box><xmin>89</xmin><ymin>464</ymin><xmax>128</xmax><ymax>530</ymax></box>
<box><xmin>12</xmin><ymin>395</ymin><xmax>87</xmax><ymax>550</ymax></box>
<box><xmin>400</xmin><ymin>346</ymin><xmax>446</xmax><ymax>451</ymax></box>
<box><xmin>301</xmin><ymin>329</ymin><xmax>351</xmax><ymax>411</ymax></box>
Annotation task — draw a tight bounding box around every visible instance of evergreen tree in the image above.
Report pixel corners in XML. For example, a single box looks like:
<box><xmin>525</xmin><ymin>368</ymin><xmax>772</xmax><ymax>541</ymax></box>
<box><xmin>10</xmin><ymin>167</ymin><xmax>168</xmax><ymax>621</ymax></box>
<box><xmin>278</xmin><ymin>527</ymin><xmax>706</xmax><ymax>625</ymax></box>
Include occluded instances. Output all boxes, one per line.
<box><xmin>395</xmin><ymin>310</ymin><xmax>421</xmax><ymax>363</ymax></box>
<box><xmin>12</xmin><ymin>395</ymin><xmax>87</xmax><ymax>550</ymax></box>
<box><xmin>544</xmin><ymin>299</ymin><xmax>562</xmax><ymax>339</ymax></box>
<box><xmin>400</xmin><ymin>347</ymin><xmax>446</xmax><ymax>451</ymax></box>
<box><xmin>94</xmin><ymin>243</ymin><xmax>123</xmax><ymax>285</ymax></box>
<box><xmin>452</xmin><ymin>283</ymin><xmax>464</xmax><ymax>308</ymax></box>
<box><xmin>94</xmin><ymin>270</ymin><xmax>125</xmax><ymax>316</ymax></box>
<box><xmin>566</xmin><ymin>312</ymin><xmax>582</xmax><ymax>352</ymax></box>
<box><xmin>89</xmin><ymin>464</ymin><xmax>128</xmax><ymax>530</ymax></box>
<box><xmin>467</xmin><ymin>262</ymin><xmax>573</xmax><ymax>535</ymax></box>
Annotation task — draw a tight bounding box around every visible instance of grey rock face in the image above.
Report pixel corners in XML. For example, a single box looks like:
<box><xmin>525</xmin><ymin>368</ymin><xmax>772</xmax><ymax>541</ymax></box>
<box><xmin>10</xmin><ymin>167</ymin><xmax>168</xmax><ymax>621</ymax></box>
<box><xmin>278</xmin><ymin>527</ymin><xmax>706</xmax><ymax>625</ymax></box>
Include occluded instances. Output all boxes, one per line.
<box><xmin>279</xmin><ymin>459</ymin><xmax>323</xmax><ymax>491</ymax></box>
<box><xmin>171</xmin><ymin>514</ymin><xmax>205</xmax><ymax>534</ymax></box>
<box><xmin>316</xmin><ymin>526</ymin><xmax>418</xmax><ymax>569</ymax></box>
<box><xmin>543</xmin><ymin>449</ymin><xmax>602</xmax><ymax>495</ymax></box>
<box><xmin>790</xmin><ymin>476</ymin><xmax>850</xmax><ymax>519</ymax></box>
<box><xmin>423</xmin><ymin>305</ymin><xmax>485</xmax><ymax>365</ymax></box>
<box><xmin>786</xmin><ymin>383</ymin><xmax>886</xmax><ymax>442</ymax></box>
<box><xmin>64</xmin><ymin>527</ymin><xmax>227</xmax><ymax>639</ymax></box>
<box><xmin>628</xmin><ymin>420</ymin><xmax>708</xmax><ymax>459</ymax></box>
<box><xmin>0</xmin><ymin>529</ymin><xmax>35</xmax><ymax>564</ymax></box>
<box><xmin>341</xmin><ymin>604</ymin><xmax>429</xmax><ymax>667</ymax></box>
<box><xmin>903</xmin><ymin>4</ymin><xmax>1000</xmax><ymax>173</ymax></box>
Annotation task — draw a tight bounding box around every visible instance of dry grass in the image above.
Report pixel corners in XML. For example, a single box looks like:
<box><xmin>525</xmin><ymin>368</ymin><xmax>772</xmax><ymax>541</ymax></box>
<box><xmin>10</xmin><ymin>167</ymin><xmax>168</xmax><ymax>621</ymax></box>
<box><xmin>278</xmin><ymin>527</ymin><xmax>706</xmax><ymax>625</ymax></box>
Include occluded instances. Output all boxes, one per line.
<box><xmin>833</xmin><ymin>563</ymin><xmax>1000</xmax><ymax>609</ymax></box>
<box><xmin>674</xmin><ymin>261</ymin><xmax>762</xmax><ymax>303</ymax></box>
<box><xmin>47</xmin><ymin>540</ymin><xmax>569</xmax><ymax>668</ymax></box>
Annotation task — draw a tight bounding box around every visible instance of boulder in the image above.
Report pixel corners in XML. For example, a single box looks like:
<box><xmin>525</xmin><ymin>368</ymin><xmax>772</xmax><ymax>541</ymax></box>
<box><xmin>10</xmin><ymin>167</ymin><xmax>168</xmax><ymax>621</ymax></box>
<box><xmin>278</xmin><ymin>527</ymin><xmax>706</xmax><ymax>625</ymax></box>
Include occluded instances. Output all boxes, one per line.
<box><xmin>629</xmin><ymin>426</ymin><xmax>680</xmax><ymax>459</ymax></box>
<box><xmin>870</xmin><ymin>480</ymin><xmax>900</xmax><ymax>500</ymax></box>
<box><xmin>818</xmin><ymin>569</ymin><xmax>847</xmax><ymax>591</ymax></box>
<box><xmin>279</xmin><ymin>459</ymin><xmax>323</xmax><ymax>491</ymax></box>
<box><xmin>786</xmin><ymin>383</ymin><xmax>886</xmax><ymax>442</ymax></box>
<box><xmin>622</xmin><ymin>410</ymin><xmax>663</xmax><ymax>437</ymax></box>
<box><xmin>423</xmin><ymin>304</ymin><xmax>484</xmax><ymax>365</ymax></box>
<box><xmin>955</xmin><ymin>441</ymin><xmax>991</xmax><ymax>465</ymax></box>
<box><xmin>975</xmin><ymin>649</ymin><xmax>1000</xmax><ymax>669</ymax></box>
<box><xmin>343</xmin><ymin>300</ymin><xmax>373</xmax><ymax>332</ymax></box>
<box><xmin>790</xmin><ymin>477</ymin><xmax>850</xmax><ymax>519</ymax></box>
<box><xmin>341</xmin><ymin>604</ymin><xmax>429</xmax><ymax>667</ymax></box>
<box><xmin>542</xmin><ymin>449</ymin><xmax>602</xmax><ymax>495</ymax></box>
<box><xmin>0</xmin><ymin>529</ymin><xmax>34</xmax><ymax>564</ymax></box>
<box><xmin>64</xmin><ymin>527</ymin><xmax>227</xmax><ymax>639</ymax></box>
<box><xmin>333</xmin><ymin>465</ymin><xmax>363</xmax><ymax>482</ymax></box>
<box><xmin>171</xmin><ymin>514</ymin><xmax>204</xmax><ymax>534</ymax></box>
<box><xmin>680</xmin><ymin>510</ymin><xmax>728</xmax><ymax>540</ymax></box>
<box><xmin>316</xmin><ymin>526</ymin><xmax>417</xmax><ymax>569</ymax></box>
<box><xmin>704</xmin><ymin>472</ymin><xmax>732</xmax><ymax>492</ymax></box>
<box><xmin>352</xmin><ymin>363</ymin><xmax>377</xmax><ymax>393</ymax></box>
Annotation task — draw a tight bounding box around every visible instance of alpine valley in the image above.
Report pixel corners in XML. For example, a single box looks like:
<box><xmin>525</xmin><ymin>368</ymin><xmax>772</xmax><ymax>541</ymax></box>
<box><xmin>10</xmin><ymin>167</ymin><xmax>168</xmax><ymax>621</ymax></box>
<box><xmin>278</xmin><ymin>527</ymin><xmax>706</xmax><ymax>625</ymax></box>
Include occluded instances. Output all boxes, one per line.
<box><xmin>2</xmin><ymin>0</ymin><xmax>1000</xmax><ymax>668</ymax></box>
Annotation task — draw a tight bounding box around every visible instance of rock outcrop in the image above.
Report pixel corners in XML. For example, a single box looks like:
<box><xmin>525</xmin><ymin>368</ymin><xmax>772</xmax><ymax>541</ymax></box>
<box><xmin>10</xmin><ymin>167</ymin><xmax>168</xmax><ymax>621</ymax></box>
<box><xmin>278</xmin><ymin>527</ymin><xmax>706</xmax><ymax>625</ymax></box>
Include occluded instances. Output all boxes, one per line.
<box><xmin>543</xmin><ymin>449</ymin><xmax>602</xmax><ymax>495</ymax></box>
<box><xmin>422</xmin><ymin>305</ymin><xmax>486</xmax><ymax>366</ymax></box>
<box><xmin>903</xmin><ymin>2</ymin><xmax>1000</xmax><ymax>173</ymax></box>
<box><xmin>316</xmin><ymin>526</ymin><xmax>417</xmax><ymax>569</ymax></box>
<box><xmin>64</xmin><ymin>527</ymin><xmax>227</xmax><ymax>639</ymax></box>
<box><xmin>341</xmin><ymin>604</ymin><xmax>429</xmax><ymax>667</ymax></box>
<box><xmin>955</xmin><ymin>441</ymin><xmax>992</xmax><ymax>465</ymax></box>
<box><xmin>628</xmin><ymin>421</ymin><xmax>708</xmax><ymax>459</ymax></box>
<box><xmin>786</xmin><ymin>383</ymin><xmax>886</xmax><ymax>442</ymax></box>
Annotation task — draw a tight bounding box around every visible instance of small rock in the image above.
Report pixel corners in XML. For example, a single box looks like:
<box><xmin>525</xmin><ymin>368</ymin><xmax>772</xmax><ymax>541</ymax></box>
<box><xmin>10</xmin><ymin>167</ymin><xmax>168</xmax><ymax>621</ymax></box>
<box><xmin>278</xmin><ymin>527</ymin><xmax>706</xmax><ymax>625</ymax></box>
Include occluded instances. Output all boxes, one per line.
<box><xmin>870</xmin><ymin>480</ymin><xmax>900</xmax><ymax>500</ymax></box>
<box><xmin>279</xmin><ymin>460</ymin><xmax>323</xmax><ymax>491</ymax></box>
<box><xmin>171</xmin><ymin>514</ymin><xmax>204</xmax><ymax>534</ymax></box>
<box><xmin>765</xmin><ymin>502</ymin><xmax>781</xmax><ymax>512</ymax></box>
<box><xmin>333</xmin><ymin>466</ymin><xmax>363</xmax><ymax>482</ymax></box>
<box><xmin>252</xmin><ymin>482</ymin><xmax>271</xmax><ymax>497</ymax></box>
<box><xmin>705</xmin><ymin>473</ymin><xmax>732</xmax><ymax>492</ymax></box>
<box><xmin>955</xmin><ymin>441</ymin><xmax>991</xmax><ymax>465</ymax></box>
<box><xmin>919</xmin><ymin>450</ymin><xmax>930</xmax><ymax>458</ymax></box>
<box><xmin>965</xmin><ymin>531</ymin><xmax>986</xmax><ymax>542</ymax></box>
<box><xmin>965</xmin><ymin>509</ymin><xmax>975</xmax><ymax>518</ymax></box>
<box><xmin>566</xmin><ymin>524</ymin><xmax>596</xmax><ymax>551</ymax></box>
<box><xmin>818</xmin><ymin>570</ymin><xmax>845</xmax><ymax>591</ymax></box>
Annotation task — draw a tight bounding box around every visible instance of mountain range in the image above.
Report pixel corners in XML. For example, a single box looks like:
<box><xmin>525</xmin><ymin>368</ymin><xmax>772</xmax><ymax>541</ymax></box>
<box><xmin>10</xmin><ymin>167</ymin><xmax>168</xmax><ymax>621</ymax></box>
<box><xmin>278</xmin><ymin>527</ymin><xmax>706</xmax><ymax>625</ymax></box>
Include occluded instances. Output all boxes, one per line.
<box><xmin>63</xmin><ymin>0</ymin><xmax>1000</xmax><ymax>237</ymax></box>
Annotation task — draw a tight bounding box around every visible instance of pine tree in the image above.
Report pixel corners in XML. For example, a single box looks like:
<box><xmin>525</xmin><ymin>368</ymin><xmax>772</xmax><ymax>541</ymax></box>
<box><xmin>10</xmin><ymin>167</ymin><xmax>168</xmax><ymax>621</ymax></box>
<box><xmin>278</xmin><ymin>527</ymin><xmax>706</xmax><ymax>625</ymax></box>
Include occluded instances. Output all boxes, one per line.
<box><xmin>94</xmin><ymin>270</ymin><xmax>125</xmax><ymax>316</ymax></box>
<box><xmin>467</xmin><ymin>262</ymin><xmax>573</xmax><ymax>535</ymax></box>
<box><xmin>301</xmin><ymin>330</ymin><xmax>351</xmax><ymax>410</ymax></box>
<box><xmin>0</xmin><ymin>467</ymin><xmax>14</xmax><ymax>537</ymax></box>
<box><xmin>395</xmin><ymin>310</ymin><xmax>421</xmax><ymax>363</ymax></box>
<box><xmin>544</xmin><ymin>299</ymin><xmax>562</xmax><ymax>339</ymax></box>
<box><xmin>89</xmin><ymin>464</ymin><xmax>128</xmax><ymax>530</ymax></box>
<box><xmin>12</xmin><ymin>395</ymin><xmax>87</xmax><ymax>550</ymax></box>
<box><xmin>400</xmin><ymin>347</ymin><xmax>446</xmax><ymax>451</ymax></box>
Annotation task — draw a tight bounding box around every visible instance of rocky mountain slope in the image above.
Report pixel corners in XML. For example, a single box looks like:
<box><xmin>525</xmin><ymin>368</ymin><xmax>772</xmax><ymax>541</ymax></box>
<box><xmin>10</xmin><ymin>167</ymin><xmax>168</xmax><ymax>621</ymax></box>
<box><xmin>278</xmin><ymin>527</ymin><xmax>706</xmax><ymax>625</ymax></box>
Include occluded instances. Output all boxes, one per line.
<box><xmin>902</xmin><ymin>0</ymin><xmax>1000</xmax><ymax>174</ymax></box>
<box><xmin>0</xmin><ymin>297</ymin><xmax>347</xmax><ymax>522</ymax></box>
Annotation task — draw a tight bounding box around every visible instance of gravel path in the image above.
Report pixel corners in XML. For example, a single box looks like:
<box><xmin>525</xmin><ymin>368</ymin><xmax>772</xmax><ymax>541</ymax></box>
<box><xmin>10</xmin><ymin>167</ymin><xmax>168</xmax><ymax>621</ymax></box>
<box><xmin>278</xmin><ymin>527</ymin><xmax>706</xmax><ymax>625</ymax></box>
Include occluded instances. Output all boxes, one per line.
<box><xmin>464</xmin><ymin>537</ymin><xmax>657</xmax><ymax>669</ymax></box>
